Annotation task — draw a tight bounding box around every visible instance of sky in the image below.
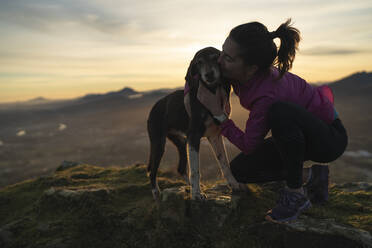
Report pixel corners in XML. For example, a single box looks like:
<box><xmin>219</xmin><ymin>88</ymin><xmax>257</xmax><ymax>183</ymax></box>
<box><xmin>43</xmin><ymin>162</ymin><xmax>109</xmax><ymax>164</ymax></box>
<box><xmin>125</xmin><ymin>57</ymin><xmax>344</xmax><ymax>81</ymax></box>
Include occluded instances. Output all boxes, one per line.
<box><xmin>0</xmin><ymin>0</ymin><xmax>372</xmax><ymax>103</ymax></box>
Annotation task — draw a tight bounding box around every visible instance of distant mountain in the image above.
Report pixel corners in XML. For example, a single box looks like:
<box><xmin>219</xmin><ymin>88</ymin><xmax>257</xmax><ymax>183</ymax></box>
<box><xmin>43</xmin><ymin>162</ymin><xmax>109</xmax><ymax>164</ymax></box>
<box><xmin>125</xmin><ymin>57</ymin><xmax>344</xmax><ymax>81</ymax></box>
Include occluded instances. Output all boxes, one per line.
<box><xmin>53</xmin><ymin>71</ymin><xmax>372</xmax><ymax>104</ymax></box>
<box><xmin>55</xmin><ymin>86</ymin><xmax>177</xmax><ymax>114</ymax></box>
<box><xmin>1</xmin><ymin>71</ymin><xmax>371</xmax><ymax>112</ymax></box>
<box><xmin>80</xmin><ymin>87</ymin><xmax>139</xmax><ymax>102</ymax></box>
<box><xmin>0</xmin><ymin>86</ymin><xmax>173</xmax><ymax>113</ymax></box>
<box><xmin>330</xmin><ymin>71</ymin><xmax>372</xmax><ymax>86</ymax></box>
<box><xmin>144</xmin><ymin>87</ymin><xmax>182</xmax><ymax>95</ymax></box>
<box><xmin>117</xmin><ymin>87</ymin><xmax>137</xmax><ymax>95</ymax></box>
<box><xmin>328</xmin><ymin>71</ymin><xmax>372</xmax><ymax>97</ymax></box>
<box><xmin>27</xmin><ymin>97</ymin><xmax>50</xmax><ymax>103</ymax></box>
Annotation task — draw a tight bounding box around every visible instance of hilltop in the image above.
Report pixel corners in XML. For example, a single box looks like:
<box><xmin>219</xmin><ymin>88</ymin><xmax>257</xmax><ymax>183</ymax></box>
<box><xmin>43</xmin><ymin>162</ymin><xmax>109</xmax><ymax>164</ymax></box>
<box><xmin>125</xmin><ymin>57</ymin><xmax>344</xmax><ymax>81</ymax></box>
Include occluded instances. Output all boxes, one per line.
<box><xmin>0</xmin><ymin>162</ymin><xmax>371</xmax><ymax>248</ymax></box>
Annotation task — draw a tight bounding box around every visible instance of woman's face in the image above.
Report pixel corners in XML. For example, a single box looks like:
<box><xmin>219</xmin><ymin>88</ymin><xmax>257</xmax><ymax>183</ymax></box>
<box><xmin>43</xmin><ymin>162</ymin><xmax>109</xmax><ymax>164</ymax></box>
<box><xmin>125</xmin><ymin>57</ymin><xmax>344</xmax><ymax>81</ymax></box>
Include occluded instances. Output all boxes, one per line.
<box><xmin>218</xmin><ymin>36</ymin><xmax>257</xmax><ymax>83</ymax></box>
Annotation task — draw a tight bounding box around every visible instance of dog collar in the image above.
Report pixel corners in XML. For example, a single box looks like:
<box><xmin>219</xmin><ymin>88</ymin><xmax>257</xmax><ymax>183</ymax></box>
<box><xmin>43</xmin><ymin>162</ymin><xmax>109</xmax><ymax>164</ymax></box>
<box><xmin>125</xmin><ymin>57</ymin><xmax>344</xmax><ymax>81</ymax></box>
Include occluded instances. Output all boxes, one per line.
<box><xmin>214</xmin><ymin>113</ymin><xmax>228</xmax><ymax>125</ymax></box>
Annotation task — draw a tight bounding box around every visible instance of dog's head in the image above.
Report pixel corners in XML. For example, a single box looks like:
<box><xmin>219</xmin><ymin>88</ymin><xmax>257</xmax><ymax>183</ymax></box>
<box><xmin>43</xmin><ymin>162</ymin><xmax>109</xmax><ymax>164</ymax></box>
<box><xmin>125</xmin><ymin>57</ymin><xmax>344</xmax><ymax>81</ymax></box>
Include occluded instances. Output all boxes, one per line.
<box><xmin>185</xmin><ymin>47</ymin><xmax>222</xmax><ymax>88</ymax></box>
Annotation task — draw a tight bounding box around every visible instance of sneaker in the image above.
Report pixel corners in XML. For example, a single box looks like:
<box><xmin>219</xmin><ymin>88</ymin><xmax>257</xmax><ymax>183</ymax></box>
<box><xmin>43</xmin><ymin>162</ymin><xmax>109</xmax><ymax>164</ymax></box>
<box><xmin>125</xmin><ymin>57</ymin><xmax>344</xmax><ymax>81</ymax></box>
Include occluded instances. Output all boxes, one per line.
<box><xmin>265</xmin><ymin>188</ymin><xmax>311</xmax><ymax>223</ymax></box>
<box><xmin>304</xmin><ymin>164</ymin><xmax>329</xmax><ymax>204</ymax></box>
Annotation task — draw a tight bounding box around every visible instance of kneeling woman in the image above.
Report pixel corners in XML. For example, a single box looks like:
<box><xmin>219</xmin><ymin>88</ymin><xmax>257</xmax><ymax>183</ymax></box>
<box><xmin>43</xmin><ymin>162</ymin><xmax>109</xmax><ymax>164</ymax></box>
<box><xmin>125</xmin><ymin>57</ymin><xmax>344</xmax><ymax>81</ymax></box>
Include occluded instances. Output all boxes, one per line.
<box><xmin>196</xmin><ymin>19</ymin><xmax>348</xmax><ymax>223</ymax></box>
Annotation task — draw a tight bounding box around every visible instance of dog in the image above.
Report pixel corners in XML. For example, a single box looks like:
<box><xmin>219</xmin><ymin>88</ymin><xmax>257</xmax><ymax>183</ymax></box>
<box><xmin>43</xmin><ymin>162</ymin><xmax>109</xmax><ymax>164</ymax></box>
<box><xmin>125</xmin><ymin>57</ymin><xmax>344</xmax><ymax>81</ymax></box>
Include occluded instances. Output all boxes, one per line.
<box><xmin>147</xmin><ymin>47</ymin><xmax>247</xmax><ymax>201</ymax></box>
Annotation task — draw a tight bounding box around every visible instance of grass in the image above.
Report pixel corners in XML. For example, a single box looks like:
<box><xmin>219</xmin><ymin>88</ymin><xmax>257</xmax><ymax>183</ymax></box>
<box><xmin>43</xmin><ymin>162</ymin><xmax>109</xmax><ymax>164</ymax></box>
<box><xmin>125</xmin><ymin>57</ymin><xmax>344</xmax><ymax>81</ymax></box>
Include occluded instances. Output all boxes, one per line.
<box><xmin>0</xmin><ymin>163</ymin><xmax>371</xmax><ymax>248</ymax></box>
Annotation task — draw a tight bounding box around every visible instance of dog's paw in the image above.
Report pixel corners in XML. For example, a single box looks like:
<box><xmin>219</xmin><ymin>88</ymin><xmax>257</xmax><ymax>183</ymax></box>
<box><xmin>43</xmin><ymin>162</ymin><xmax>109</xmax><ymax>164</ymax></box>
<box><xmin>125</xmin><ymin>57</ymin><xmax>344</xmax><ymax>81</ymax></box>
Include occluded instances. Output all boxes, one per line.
<box><xmin>152</xmin><ymin>188</ymin><xmax>161</xmax><ymax>201</ymax></box>
<box><xmin>183</xmin><ymin>174</ymin><xmax>190</xmax><ymax>185</ymax></box>
<box><xmin>191</xmin><ymin>192</ymin><xmax>207</xmax><ymax>201</ymax></box>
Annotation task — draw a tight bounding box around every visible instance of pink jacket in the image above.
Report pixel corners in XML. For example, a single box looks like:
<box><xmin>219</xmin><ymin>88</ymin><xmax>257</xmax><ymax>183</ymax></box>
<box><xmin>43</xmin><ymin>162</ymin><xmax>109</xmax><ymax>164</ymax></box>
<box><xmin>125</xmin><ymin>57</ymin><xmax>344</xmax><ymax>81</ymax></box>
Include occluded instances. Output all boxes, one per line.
<box><xmin>220</xmin><ymin>67</ymin><xmax>336</xmax><ymax>155</ymax></box>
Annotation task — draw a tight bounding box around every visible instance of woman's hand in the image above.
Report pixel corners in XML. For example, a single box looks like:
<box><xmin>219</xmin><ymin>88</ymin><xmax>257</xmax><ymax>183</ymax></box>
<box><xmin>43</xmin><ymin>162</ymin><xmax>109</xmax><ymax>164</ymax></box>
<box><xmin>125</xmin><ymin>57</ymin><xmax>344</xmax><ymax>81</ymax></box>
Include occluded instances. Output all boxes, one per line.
<box><xmin>197</xmin><ymin>83</ymin><xmax>231</xmax><ymax>117</ymax></box>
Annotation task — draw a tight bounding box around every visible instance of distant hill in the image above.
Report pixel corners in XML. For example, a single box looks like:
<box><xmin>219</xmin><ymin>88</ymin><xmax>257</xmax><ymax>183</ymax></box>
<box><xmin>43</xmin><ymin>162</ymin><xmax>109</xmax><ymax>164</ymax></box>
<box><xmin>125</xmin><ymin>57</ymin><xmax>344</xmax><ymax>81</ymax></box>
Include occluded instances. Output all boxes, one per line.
<box><xmin>1</xmin><ymin>71</ymin><xmax>371</xmax><ymax>107</ymax></box>
<box><xmin>0</xmin><ymin>87</ymin><xmax>173</xmax><ymax>113</ymax></box>
<box><xmin>27</xmin><ymin>97</ymin><xmax>50</xmax><ymax>103</ymax></box>
<box><xmin>328</xmin><ymin>71</ymin><xmax>372</xmax><ymax>98</ymax></box>
<box><xmin>80</xmin><ymin>87</ymin><xmax>138</xmax><ymax>101</ymax></box>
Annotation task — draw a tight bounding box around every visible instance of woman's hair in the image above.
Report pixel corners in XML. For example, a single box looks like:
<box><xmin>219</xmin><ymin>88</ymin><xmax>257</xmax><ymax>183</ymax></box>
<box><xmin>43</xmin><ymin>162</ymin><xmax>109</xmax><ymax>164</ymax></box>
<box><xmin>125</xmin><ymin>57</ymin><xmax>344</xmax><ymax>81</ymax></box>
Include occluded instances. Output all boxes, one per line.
<box><xmin>229</xmin><ymin>18</ymin><xmax>301</xmax><ymax>79</ymax></box>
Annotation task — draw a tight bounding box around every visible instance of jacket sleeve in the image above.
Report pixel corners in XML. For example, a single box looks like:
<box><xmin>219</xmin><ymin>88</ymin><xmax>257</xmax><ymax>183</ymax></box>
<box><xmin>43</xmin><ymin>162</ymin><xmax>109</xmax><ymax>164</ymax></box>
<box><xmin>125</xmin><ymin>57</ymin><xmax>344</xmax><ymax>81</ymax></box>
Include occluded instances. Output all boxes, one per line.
<box><xmin>220</xmin><ymin>98</ymin><xmax>272</xmax><ymax>155</ymax></box>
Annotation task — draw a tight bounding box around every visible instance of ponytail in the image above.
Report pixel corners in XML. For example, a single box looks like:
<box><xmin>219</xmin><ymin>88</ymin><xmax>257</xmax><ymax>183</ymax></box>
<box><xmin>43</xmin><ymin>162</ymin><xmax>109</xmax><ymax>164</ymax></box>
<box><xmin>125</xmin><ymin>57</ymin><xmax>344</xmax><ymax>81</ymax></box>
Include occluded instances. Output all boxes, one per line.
<box><xmin>273</xmin><ymin>19</ymin><xmax>301</xmax><ymax>78</ymax></box>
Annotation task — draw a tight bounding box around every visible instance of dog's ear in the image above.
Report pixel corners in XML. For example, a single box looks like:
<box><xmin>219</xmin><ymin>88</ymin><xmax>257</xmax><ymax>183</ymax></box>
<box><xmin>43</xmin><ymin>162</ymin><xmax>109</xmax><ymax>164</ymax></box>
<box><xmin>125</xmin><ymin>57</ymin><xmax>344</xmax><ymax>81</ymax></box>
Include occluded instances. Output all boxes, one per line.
<box><xmin>185</xmin><ymin>59</ymin><xmax>199</xmax><ymax>84</ymax></box>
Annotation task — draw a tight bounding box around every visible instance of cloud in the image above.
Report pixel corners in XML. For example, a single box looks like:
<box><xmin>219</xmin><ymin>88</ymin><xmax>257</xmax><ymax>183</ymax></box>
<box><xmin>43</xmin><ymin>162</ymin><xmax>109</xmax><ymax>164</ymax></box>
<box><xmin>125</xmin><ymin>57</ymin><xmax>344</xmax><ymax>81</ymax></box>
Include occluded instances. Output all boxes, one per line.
<box><xmin>0</xmin><ymin>0</ymin><xmax>154</xmax><ymax>35</ymax></box>
<box><xmin>1</xmin><ymin>0</ymin><xmax>372</xmax><ymax>103</ymax></box>
<box><xmin>0</xmin><ymin>0</ymin><xmax>209</xmax><ymax>48</ymax></box>
<box><xmin>300</xmin><ymin>46</ymin><xmax>368</xmax><ymax>56</ymax></box>
<box><xmin>1</xmin><ymin>0</ymin><xmax>371</xmax><ymax>46</ymax></box>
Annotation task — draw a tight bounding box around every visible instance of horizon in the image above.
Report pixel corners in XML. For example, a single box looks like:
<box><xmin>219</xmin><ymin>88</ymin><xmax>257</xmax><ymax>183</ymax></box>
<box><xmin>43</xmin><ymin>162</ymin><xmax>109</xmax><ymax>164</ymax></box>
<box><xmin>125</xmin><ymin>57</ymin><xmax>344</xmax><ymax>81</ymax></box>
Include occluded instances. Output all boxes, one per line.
<box><xmin>0</xmin><ymin>69</ymin><xmax>371</xmax><ymax>104</ymax></box>
<box><xmin>1</xmin><ymin>0</ymin><xmax>372</xmax><ymax>103</ymax></box>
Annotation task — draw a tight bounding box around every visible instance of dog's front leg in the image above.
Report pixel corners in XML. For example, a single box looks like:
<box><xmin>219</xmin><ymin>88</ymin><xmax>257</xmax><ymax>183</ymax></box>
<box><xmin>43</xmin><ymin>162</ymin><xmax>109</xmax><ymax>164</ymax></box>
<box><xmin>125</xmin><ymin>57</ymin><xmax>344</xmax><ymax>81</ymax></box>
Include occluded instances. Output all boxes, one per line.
<box><xmin>208</xmin><ymin>134</ymin><xmax>248</xmax><ymax>192</ymax></box>
<box><xmin>187</xmin><ymin>133</ymin><xmax>206</xmax><ymax>200</ymax></box>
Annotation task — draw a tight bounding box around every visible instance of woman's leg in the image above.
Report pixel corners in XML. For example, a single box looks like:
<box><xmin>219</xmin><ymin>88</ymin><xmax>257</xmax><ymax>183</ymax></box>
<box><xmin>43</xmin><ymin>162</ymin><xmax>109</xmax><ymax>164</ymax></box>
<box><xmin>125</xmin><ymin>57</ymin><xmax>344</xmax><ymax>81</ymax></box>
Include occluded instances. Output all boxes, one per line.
<box><xmin>230</xmin><ymin>137</ymin><xmax>286</xmax><ymax>184</ymax></box>
<box><xmin>267</xmin><ymin>101</ymin><xmax>348</xmax><ymax>190</ymax></box>
<box><xmin>255</xmin><ymin>101</ymin><xmax>346</xmax><ymax>223</ymax></box>
<box><xmin>230</xmin><ymin>138</ymin><xmax>313</xmax><ymax>186</ymax></box>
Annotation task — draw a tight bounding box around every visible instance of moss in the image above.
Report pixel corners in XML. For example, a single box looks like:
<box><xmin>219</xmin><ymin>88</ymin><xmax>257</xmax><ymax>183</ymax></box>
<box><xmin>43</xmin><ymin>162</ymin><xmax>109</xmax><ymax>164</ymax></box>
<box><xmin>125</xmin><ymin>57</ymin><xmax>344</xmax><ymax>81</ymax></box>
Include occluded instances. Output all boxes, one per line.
<box><xmin>0</xmin><ymin>163</ymin><xmax>371</xmax><ymax>248</ymax></box>
<box><xmin>306</xmin><ymin>187</ymin><xmax>372</xmax><ymax>233</ymax></box>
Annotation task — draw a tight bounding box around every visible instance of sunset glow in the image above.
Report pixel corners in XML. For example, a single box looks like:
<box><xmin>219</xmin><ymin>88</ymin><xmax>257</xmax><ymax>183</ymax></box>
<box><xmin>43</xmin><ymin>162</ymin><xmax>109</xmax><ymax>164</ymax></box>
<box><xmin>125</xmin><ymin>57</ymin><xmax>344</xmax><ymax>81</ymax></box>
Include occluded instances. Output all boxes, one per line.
<box><xmin>1</xmin><ymin>0</ymin><xmax>371</xmax><ymax>102</ymax></box>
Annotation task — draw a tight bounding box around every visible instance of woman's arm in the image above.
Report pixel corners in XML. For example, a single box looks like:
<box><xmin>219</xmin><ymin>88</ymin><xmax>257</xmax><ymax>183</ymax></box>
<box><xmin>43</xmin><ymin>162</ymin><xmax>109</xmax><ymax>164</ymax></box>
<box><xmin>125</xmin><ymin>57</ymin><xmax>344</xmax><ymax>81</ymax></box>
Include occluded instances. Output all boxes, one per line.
<box><xmin>220</xmin><ymin>98</ymin><xmax>272</xmax><ymax>154</ymax></box>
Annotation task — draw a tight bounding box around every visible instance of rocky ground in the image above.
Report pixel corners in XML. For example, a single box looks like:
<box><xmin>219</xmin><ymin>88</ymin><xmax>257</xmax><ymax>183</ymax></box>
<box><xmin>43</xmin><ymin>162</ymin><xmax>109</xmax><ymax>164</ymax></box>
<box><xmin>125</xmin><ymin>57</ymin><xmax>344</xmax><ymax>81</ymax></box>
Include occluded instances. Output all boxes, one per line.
<box><xmin>0</xmin><ymin>162</ymin><xmax>371</xmax><ymax>248</ymax></box>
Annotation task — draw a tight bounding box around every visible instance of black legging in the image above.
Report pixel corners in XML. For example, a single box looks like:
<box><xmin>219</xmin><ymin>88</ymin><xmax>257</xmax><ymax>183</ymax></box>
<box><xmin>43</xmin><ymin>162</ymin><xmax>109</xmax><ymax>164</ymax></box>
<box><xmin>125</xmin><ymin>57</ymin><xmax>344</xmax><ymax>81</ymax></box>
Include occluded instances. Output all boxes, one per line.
<box><xmin>230</xmin><ymin>101</ymin><xmax>348</xmax><ymax>189</ymax></box>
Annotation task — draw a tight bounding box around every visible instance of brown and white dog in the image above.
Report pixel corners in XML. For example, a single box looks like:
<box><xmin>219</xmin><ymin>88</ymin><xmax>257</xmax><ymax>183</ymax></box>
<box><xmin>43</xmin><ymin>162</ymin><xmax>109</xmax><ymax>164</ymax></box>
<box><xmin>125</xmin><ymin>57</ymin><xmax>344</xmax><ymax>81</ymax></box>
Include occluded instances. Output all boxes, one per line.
<box><xmin>147</xmin><ymin>47</ymin><xmax>246</xmax><ymax>201</ymax></box>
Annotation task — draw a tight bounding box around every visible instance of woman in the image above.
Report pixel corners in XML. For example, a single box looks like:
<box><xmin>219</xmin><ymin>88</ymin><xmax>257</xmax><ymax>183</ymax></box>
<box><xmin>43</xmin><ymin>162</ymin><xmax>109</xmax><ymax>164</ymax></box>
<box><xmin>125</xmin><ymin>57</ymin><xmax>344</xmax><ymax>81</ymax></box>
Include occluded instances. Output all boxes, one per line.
<box><xmin>196</xmin><ymin>19</ymin><xmax>348</xmax><ymax>223</ymax></box>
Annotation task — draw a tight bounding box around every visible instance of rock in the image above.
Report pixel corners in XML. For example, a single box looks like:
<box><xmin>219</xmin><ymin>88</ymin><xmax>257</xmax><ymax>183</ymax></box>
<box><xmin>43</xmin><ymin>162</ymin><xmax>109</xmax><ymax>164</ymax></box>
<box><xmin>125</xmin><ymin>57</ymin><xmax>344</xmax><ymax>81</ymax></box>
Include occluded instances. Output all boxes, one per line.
<box><xmin>56</xmin><ymin>161</ymin><xmax>80</xmax><ymax>172</ymax></box>
<box><xmin>335</xmin><ymin>182</ymin><xmax>372</xmax><ymax>192</ymax></box>
<box><xmin>0</xmin><ymin>219</ymin><xmax>25</xmax><ymax>247</ymax></box>
<box><xmin>44</xmin><ymin>187</ymin><xmax>110</xmax><ymax>199</ymax></box>
<box><xmin>1</xmin><ymin>163</ymin><xmax>371</xmax><ymax>248</ymax></box>
<box><xmin>1</xmin><ymin>219</ymin><xmax>23</xmax><ymax>230</ymax></box>
<box><xmin>44</xmin><ymin>238</ymin><xmax>70</xmax><ymax>248</ymax></box>
<box><xmin>161</xmin><ymin>186</ymin><xmax>188</xmax><ymax>202</ymax></box>
<box><xmin>285</xmin><ymin>216</ymin><xmax>372</xmax><ymax>247</ymax></box>
<box><xmin>0</xmin><ymin>228</ymin><xmax>14</xmax><ymax>248</ymax></box>
<box><xmin>39</xmin><ymin>187</ymin><xmax>112</xmax><ymax>215</ymax></box>
<box><xmin>36</xmin><ymin>222</ymin><xmax>51</xmax><ymax>232</ymax></box>
<box><xmin>71</xmin><ymin>173</ymin><xmax>91</xmax><ymax>179</ymax></box>
<box><xmin>158</xmin><ymin>184</ymin><xmax>248</xmax><ymax>228</ymax></box>
<box><xmin>158</xmin><ymin>184</ymin><xmax>372</xmax><ymax>248</ymax></box>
